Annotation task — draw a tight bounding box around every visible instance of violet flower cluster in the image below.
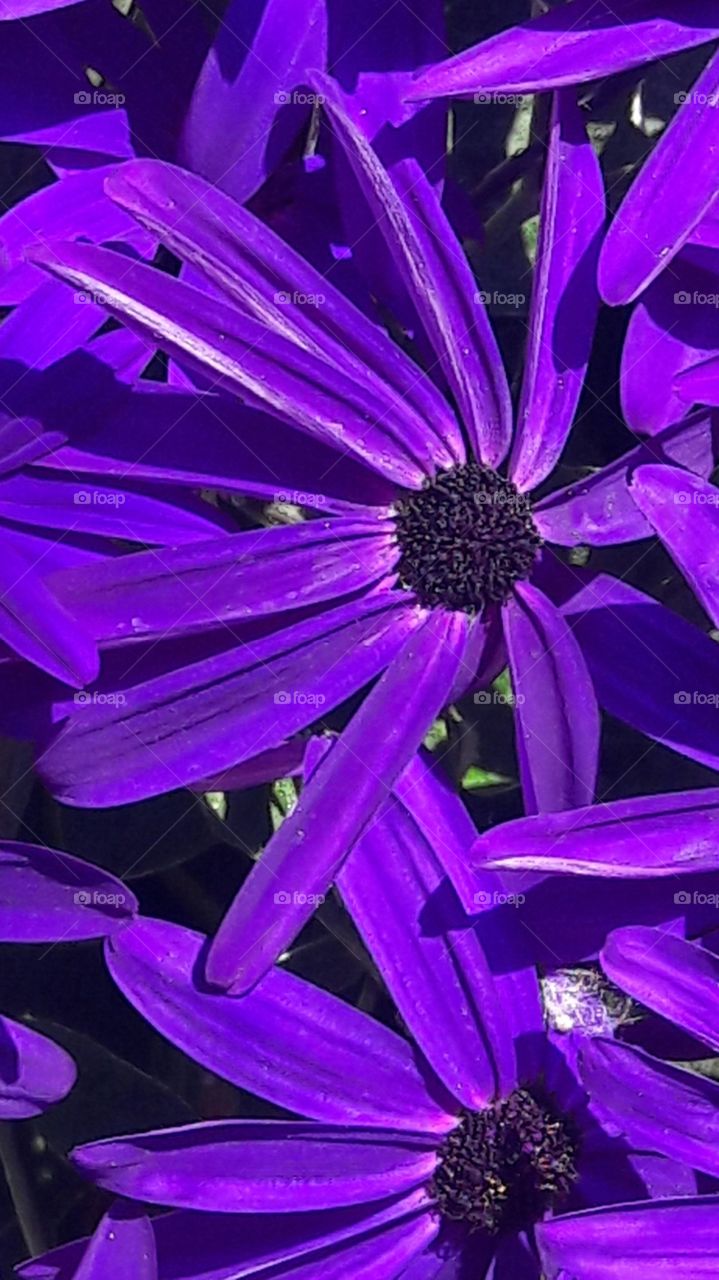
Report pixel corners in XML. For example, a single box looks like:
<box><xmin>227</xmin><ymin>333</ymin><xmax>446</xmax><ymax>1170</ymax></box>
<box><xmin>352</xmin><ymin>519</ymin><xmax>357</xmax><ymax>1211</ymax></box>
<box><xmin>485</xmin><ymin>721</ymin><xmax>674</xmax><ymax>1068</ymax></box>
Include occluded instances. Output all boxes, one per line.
<box><xmin>0</xmin><ymin>1</ymin><xmax>718</xmax><ymax>1277</ymax></box>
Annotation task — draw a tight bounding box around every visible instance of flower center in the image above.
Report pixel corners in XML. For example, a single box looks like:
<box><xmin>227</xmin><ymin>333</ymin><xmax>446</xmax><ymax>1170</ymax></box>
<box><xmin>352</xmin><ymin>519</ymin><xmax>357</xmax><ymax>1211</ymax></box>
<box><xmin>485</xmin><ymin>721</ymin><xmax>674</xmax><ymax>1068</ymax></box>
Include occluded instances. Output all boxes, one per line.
<box><xmin>432</xmin><ymin>1087</ymin><xmax>579</xmax><ymax>1235</ymax></box>
<box><xmin>394</xmin><ymin>461</ymin><xmax>541</xmax><ymax>613</ymax></box>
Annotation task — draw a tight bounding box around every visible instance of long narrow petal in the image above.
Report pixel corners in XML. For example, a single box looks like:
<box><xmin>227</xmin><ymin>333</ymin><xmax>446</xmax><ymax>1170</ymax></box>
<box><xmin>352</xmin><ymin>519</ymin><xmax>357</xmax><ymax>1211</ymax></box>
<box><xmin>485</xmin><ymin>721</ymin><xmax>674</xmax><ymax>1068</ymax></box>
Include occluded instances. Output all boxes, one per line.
<box><xmin>537</xmin><ymin>1197</ymin><xmax>719</xmax><ymax>1279</ymax></box>
<box><xmin>338</xmin><ymin>786</ymin><xmax>506</xmax><ymax>1111</ymax></box>
<box><xmin>72</xmin><ymin>1121</ymin><xmax>438</xmax><ymax>1212</ymax></box>
<box><xmin>602</xmin><ymin>926</ymin><xmax>719</xmax><ymax>1052</ymax></box>
<box><xmin>49</xmin><ymin>520</ymin><xmax>395</xmax><ymax>643</ymax></box>
<box><xmin>104</xmin><ymin>160</ymin><xmax>461</xmax><ymax>470</ymax></box>
<box><xmin>409</xmin><ymin>2</ymin><xmax>719</xmax><ymax>100</ymax></box>
<box><xmin>563</xmin><ymin>573</ymin><xmax>719</xmax><ymax>770</ymax></box>
<box><xmin>510</xmin><ymin>91</ymin><xmax>603</xmax><ymax>491</ymax></box>
<box><xmin>107</xmin><ymin>917</ymin><xmax>452</xmax><ymax>1133</ymax></box>
<box><xmin>503</xmin><ymin>582</ymin><xmax>599</xmax><ymax>813</ymax></box>
<box><xmin>599</xmin><ymin>50</ymin><xmax>719</xmax><ymax>305</ymax></box>
<box><xmin>579</xmin><ymin>1037</ymin><xmax>719</xmax><ymax>1177</ymax></box>
<box><xmin>630</xmin><ymin>464</ymin><xmax>719</xmax><ymax>627</ymax></box>
<box><xmin>0</xmin><ymin>1015</ymin><xmax>76</xmax><ymax>1119</ymax></box>
<box><xmin>205</xmin><ymin>610</ymin><xmax>473</xmax><ymax>994</ymax></box>
<box><xmin>38</xmin><ymin>594</ymin><xmax>417</xmax><ymax>807</ymax></box>
<box><xmin>0</xmin><ymin>841</ymin><xmax>136</xmax><ymax>939</ymax></box>
<box><xmin>74</xmin><ymin>1206</ymin><xmax>156</xmax><ymax>1280</ymax></box>
<box><xmin>534</xmin><ymin>412</ymin><xmax>715</xmax><ymax>545</ymax></box>
<box><xmin>473</xmin><ymin>787</ymin><xmax>719</xmax><ymax>877</ymax></box>
<box><xmin>0</xmin><ymin>473</ymin><xmax>223</xmax><ymax>547</ymax></box>
<box><xmin>20</xmin><ymin>1193</ymin><xmax>431</xmax><ymax>1280</ymax></box>
<box><xmin>393</xmin><ymin>749</ymin><xmax>483</xmax><ymax>913</ymax></box>
<box><xmin>675</xmin><ymin>351</ymin><xmax>719</xmax><ymax>405</ymax></box>
<box><xmin>30</xmin><ymin>242</ymin><xmax>429</xmax><ymax>489</ymax></box>
<box><xmin>314</xmin><ymin>74</ymin><xmax>512</xmax><ymax>468</ymax></box>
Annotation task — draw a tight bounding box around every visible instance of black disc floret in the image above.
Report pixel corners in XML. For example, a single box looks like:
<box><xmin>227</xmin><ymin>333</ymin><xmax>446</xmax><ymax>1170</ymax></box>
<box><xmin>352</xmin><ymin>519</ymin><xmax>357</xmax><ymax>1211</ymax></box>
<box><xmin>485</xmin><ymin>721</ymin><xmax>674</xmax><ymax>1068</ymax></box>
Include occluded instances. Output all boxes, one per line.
<box><xmin>394</xmin><ymin>461</ymin><xmax>541</xmax><ymax>613</ymax></box>
<box><xmin>432</xmin><ymin>1087</ymin><xmax>579</xmax><ymax>1235</ymax></box>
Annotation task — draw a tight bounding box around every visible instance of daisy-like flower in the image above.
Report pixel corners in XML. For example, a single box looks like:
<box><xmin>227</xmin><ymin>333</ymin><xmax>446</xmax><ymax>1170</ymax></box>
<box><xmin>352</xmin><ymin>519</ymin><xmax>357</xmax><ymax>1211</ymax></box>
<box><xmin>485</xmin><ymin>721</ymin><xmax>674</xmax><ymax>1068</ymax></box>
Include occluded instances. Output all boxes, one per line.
<box><xmin>20</xmin><ymin>74</ymin><xmax>719</xmax><ymax>990</ymax></box>
<box><xmin>28</xmin><ymin>762</ymin><xmax>719</xmax><ymax>1280</ymax></box>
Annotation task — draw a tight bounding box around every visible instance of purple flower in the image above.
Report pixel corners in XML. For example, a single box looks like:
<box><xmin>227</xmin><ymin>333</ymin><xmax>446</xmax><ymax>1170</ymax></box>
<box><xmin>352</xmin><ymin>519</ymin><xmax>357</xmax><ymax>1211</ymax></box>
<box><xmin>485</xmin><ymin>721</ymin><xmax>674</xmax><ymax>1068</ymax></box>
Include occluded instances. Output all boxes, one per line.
<box><xmin>32</xmin><ymin>776</ymin><xmax>719</xmax><ymax>1279</ymax></box>
<box><xmin>10</xmin><ymin>75</ymin><xmax>719</xmax><ymax>995</ymax></box>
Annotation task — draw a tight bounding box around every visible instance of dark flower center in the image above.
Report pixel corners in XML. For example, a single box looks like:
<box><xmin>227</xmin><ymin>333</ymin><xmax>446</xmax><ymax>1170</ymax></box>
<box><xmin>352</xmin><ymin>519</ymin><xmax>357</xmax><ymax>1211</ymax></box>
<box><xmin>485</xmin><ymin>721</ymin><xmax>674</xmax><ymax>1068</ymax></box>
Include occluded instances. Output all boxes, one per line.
<box><xmin>432</xmin><ymin>1087</ymin><xmax>579</xmax><ymax>1235</ymax></box>
<box><xmin>394</xmin><ymin>461</ymin><xmax>541</xmax><ymax>613</ymax></box>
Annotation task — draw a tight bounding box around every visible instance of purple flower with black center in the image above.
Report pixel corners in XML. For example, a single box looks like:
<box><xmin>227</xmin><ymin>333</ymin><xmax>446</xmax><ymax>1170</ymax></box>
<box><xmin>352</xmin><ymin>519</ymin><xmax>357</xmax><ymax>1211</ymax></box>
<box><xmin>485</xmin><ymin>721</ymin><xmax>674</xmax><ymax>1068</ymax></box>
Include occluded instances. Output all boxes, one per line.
<box><xmin>29</xmin><ymin>763</ymin><xmax>719</xmax><ymax>1280</ymax></box>
<box><xmin>17</xmin><ymin>73</ymin><xmax>719</xmax><ymax>994</ymax></box>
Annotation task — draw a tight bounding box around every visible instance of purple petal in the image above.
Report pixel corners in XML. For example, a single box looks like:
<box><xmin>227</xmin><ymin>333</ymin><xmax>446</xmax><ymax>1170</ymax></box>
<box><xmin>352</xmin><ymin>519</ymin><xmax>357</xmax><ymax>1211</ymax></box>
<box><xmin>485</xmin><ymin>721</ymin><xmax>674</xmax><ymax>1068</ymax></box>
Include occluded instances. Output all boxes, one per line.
<box><xmin>0</xmin><ymin>165</ymin><xmax>153</xmax><ymax>306</ymax></box>
<box><xmin>45</xmin><ymin>382</ymin><xmax>393</xmax><ymax>513</ymax></box>
<box><xmin>38</xmin><ymin>594</ymin><xmax>417</xmax><ymax>807</ymax></box>
<box><xmin>338</xmin><ymin>784</ymin><xmax>507</xmax><ymax>1111</ymax></box>
<box><xmin>314</xmin><ymin>74</ymin><xmax>512</xmax><ymax>468</ymax></box>
<box><xmin>537</xmin><ymin>1196</ymin><xmax>719</xmax><ymax>1279</ymax></box>
<box><xmin>0</xmin><ymin>473</ymin><xmax>223</xmax><ymax>547</ymax></box>
<box><xmin>409</xmin><ymin>2</ymin><xmax>719</xmax><ymax>100</ymax></box>
<box><xmin>0</xmin><ymin>534</ymin><xmax>98</xmax><ymax>687</ymax></box>
<box><xmin>72</xmin><ymin>1121</ymin><xmax>438</xmax><ymax>1212</ymax></box>
<box><xmin>510</xmin><ymin>91</ymin><xmax>603</xmax><ymax>492</ymax></box>
<box><xmin>0</xmin><ymin>0</ymin><xmax>86</xmax><ymax>16</ymax></box>
<box><xmin>0</xmin><ymin>840</ymin><xmax>136</xmax><ymax>939</ymax></box>
<box><xmin>503</xmin><ymin>582</ymin><xmax>599</xmax><ymax>813</ymax></box>
<box><xmin>190</xmin><ymin>740</ymin><xmax>306</xmax><ymax>794</ymax></box>
<box><xmin>107</xmin><ymin>917</ymin><xmax>452</xmax><ymax>1132</ymax></box>
<box><xmin>29</xmin><ymin>241</ymin><xmax>428</xmax><ymax>489</ymax></box>
<box><xmin>205</xmin><ymin>610</ymin><xmax>474</xmax><ymax>994</ymax></box>
<box><xmin>599</xmin><ymin>51</ymin><xmax>719</xmax><ymax>305</ymax></box>
<box><xmin>676</xmin><ymin>351</ymin><xmax>719</xmax><ymax>406</ymax></box>
<box><xmin>49</xmin><ymin>520</ymin><xmax>394</xmax><ymax>643</ymax></box>
<box><xmin>473</xmin><ymin>786</ymin><xmax>719</xmax><ymax>877</ymax></box>
<box><xmin>563</xmin><ymin>573</ymin><xmax>719</xmax><ymax>771</ymax></box>
<box><xmin>20</xmin><ymin>1193</ymin><xmax>431</xmax><ymax>1280</ymax></box>
<box><xmin>0</xmin><ymin>1015</ymin><xmax>76</xmax><ymax>1119</ymax></box>
<box><xmin>620</xmin><ymin>247</ymin><xmax>719</xmax><ymax>435</ymax></box>
<box><xmin>393</xmin><ymin>750</ymin><xmax>482</xmax><ymax>913</ymax></box>
<box><xmin>579</xmin><ymin>1036</ymin><xmax>719</xmax><ymax>1177</ymax></box>
<box><xmin>534</xmin><ymin>411</ymin><xmax>715</xmax><ymax>545</ymax></box>
<box><xmin>602</xmin><ymin>926</ymin><xmax>719</xmax><ymax>1052</ymax></box>
<box><xmin>631</xmin><ymin>464</ymin><xmax>719</xmax><ymax>627</ymax></box>
<box><xmin>179</xmin><ymin>0</ymin><xmax>327</xmax><ymax>205</ymax></box>
<box><xmin>74</xmin><ymin>1206</ymin><xmax>156</xmax><ymax>1280</ymax></box>
<box><xmin>104</xmin><ymin>160</ymin><xmax>461</xmax><ymax>473</ymax></box>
